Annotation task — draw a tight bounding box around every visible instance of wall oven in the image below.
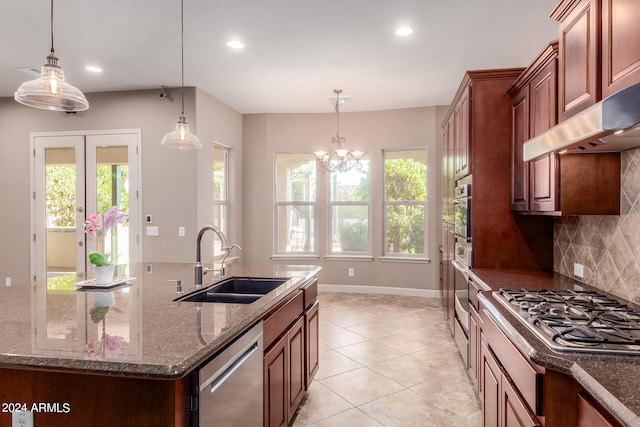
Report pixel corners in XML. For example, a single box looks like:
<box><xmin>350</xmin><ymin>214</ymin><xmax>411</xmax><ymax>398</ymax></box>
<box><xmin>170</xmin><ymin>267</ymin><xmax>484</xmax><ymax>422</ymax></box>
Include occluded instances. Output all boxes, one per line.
<box><xmin>453</xmin><ymin>182</ymin><xmax>471</xmax><ymax>241</ymax></box>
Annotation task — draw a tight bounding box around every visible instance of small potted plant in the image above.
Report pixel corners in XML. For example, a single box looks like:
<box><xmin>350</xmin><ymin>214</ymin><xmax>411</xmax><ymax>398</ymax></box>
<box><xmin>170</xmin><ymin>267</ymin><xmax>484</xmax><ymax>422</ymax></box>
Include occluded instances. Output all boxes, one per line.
<box><xmin>85</xmin><ymin>206</ymin><xmax>126</xmax><ymax>285</ymax></box>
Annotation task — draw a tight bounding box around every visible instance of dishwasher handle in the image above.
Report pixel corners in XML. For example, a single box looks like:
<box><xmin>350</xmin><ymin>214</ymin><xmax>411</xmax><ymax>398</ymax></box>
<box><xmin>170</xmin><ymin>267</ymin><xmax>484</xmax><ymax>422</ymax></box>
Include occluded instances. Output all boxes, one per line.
<box><xmin>207</xmin><ymin>341</ymin><xmax>260</xmax><ymax>394</ymax></box>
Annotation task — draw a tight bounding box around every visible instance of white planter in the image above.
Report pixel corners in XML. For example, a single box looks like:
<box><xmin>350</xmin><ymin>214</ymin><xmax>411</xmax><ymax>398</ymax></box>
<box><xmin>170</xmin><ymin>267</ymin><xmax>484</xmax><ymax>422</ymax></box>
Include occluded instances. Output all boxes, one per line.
<box><xmin>94</xmin><ymin>264</ymin><xmax>115</xmax><ymax>286</ymax></box>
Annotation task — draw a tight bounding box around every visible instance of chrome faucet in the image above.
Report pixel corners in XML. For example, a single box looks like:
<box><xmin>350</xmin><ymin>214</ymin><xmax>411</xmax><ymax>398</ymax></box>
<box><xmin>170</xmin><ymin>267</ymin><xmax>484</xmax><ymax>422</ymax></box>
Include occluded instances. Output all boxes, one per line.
<box><xmin>195</xmin><ymin>225</ymin><xmax>231</xmax><ymax>287</ymax></box>
<box><xmin>220</xmin><ymin>244</ymin><xmax>242</xmax><ymax>277</ymax></box>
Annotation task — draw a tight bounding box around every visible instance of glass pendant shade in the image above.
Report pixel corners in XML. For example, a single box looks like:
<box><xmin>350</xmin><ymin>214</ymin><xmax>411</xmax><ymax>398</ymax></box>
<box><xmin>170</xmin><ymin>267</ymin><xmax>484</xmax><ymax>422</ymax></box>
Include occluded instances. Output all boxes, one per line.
<box><xmin>161</xmin><ymin>114</ymin><xmax>202</xmax><ymax>149</ymax></box>
<box><xmin>14</xmin><ymin>54</ymin><xmax>89</xmax><ymax>112</ymax></box>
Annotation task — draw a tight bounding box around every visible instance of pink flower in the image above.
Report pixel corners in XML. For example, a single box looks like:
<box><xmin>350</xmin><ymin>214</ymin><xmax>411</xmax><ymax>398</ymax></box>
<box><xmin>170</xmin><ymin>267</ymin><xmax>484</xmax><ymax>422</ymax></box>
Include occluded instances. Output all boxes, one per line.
<box><xmin>102</xmin><ymin>206</ymin><xmax>126</xmax><ymax>232</ymax></box>
<box><xmin>104</xmin><ymin>334</ymin><xmax>126</xmax><ymax>357</ymax></box>
<box><xmin>85</xmin><ymin>341</ymin><xmax>102</xmax><ymax>360</ymax></box>
<box><xmin>84</xmin><ymin>213</ymin><xmax>101</xmax><ymax>236</ymax></box>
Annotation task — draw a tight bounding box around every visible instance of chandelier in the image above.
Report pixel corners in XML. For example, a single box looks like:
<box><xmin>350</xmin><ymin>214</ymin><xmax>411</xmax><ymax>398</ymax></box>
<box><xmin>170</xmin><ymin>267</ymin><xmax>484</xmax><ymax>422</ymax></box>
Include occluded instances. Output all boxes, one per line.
<box><xmin>314</xmin><ymin>89</ymin><xmax>364</xmax><ymax>173</ymax></box>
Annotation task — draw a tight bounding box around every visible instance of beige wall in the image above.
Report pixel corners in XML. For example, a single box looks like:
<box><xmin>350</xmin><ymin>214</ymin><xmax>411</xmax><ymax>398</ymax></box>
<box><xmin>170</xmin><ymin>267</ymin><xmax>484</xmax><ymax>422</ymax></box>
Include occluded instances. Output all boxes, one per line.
<box><xmin>243</xmin><ymin>106</ymin><xmax>445</xmax><ymax>293</ymax></box>
<box><xmin>0</xmin><ymin>88</ymin><xmax>243</xmax><ymax>284</ymax></box>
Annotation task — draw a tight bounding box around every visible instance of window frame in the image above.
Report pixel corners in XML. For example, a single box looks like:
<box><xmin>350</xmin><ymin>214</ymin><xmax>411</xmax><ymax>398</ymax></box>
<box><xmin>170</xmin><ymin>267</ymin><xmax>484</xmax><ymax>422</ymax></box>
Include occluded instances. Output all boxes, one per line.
<box><xmin>381</xmin><ymin>147</ymin><xmax>428</xmax><ymax>261</ymax></box>
<box><xmin>272</xmin><ymin>151</ymin><xmax>319</xmax><ymax>259</ymax></box>
<box><xmin>327</xmin><ymin>155</ymin><xmax>372</xmax><ymax>258</ymax></box>
<box><xmin>213</xmin><ymin>144</ymin><xmax>229</xmax><ymax>236</ymax></box>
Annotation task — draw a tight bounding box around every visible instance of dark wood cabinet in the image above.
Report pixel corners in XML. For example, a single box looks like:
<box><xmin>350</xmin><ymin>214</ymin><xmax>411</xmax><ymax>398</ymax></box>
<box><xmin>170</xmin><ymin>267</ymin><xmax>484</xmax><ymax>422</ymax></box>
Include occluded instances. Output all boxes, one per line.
<box><xmin>454</xmin><ymin>88</ymin><xmax>471</xmax><ymax>180</ymax></box>
<box><xmin>469</xmin><ymin>305</ymin><xmax>480</xmax><ymax>391</ymax></box>
<box><xmin>509</xmin><ymin>42</ymin><xmax>559</xmax><ymax>213</ymax></box>
<box><xmin>602</xmin><ymin>0</ymin><xmax>640</xmax><ymax>97</ymax></box>
<box><xmin>552</xmin><ymin>0</ymin><xmax>601</xmax><ymax>121</ymax></box>
<box><xmin>304</xmin><ymin>300</ymin><xmax>319</xmax><ymax>389</ymax></box>
<box><xmin>263</xmin><ymin>279</ymin><xmax>318</xmax><ymax>427</ymax></box>
<box><xmin>577</xmin><ymin>393</ymin><xmax>622</xmax><ymax>427</ymax></box>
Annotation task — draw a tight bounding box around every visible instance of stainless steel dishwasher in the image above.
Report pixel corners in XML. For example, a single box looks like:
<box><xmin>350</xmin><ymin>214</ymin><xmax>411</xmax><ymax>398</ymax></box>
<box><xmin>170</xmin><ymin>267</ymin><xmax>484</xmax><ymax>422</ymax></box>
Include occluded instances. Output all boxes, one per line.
<box><xmin>195</xmin><ymin>321</ymin><xmax>263</xmax><ymax>427</ymax></box>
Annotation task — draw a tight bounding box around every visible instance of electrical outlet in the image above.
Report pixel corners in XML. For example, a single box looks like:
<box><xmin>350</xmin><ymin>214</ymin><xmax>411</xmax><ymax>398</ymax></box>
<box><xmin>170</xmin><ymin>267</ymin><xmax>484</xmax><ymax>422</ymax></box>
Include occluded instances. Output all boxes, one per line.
<box><xmin>13</xmin><ymin>410</ymin><xmax>33</xmax><ymax>427</ymax></box>
<box><xmin>574</xmin><ymin>263</ymin><xmax>584</xmax><ymax>278</ymax></box>
<box><xmin>5</xmin><ymin>277</ymin><xmax>10</xmax><ymax>287</ymax></box>
<box><xmin>348</xmin><ymin>268</ymin><xmax>355</xmax><ymax>277</ymax></box>
<box><xmin>146</xmin><ymin>264</ymin><xmax>153</xmax><ymax>273</ymax></box>
<box><xmin>178</xmin><ymin>226</ymin><xmax>185</xmax><ymax>237</ymax></box>
<box><xmin>146</xmin><ymin>214</ymin><xmax>152</xmax><ymax>223</ymax></box>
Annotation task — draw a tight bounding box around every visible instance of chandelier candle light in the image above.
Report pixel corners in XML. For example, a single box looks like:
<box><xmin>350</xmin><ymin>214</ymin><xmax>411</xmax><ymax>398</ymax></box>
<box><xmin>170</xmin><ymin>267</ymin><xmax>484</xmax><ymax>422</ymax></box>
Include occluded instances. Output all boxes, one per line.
<box><xmin>14</xmin><ymin>0</ymin><xmax>89</xmax><ymax>112</ymax></box>
<box><xmin>314</xmin><ymin>89</ymin><xmax>364</xmax><ymax>173</ymax></box>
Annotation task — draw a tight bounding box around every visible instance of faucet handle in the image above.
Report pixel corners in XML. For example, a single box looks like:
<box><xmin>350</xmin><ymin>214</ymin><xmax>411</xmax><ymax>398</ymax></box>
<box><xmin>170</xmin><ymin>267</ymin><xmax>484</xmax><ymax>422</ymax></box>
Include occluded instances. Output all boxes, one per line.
<box><xmin>163</xmin><ymin>279</ymin><xmax>183</xmax><ymax>294</ymax></box>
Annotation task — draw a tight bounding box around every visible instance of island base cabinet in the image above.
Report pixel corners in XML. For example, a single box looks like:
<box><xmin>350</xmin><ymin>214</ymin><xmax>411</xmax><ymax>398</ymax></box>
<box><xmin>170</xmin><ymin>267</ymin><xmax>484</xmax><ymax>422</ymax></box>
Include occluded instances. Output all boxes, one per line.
<box><xmin>0</xmin><ymin>367</ymin><xmax>189</xmax><ymax>427</ymax></box>
<box><xmin>305</xmin><ymin>300</ymin><xmax>320</xmax><ymax>389</ymax></box>
<box><xmin>264</xmin><ymin>316</ymin><xmax>305</xmax><ymax>427</ymax></box>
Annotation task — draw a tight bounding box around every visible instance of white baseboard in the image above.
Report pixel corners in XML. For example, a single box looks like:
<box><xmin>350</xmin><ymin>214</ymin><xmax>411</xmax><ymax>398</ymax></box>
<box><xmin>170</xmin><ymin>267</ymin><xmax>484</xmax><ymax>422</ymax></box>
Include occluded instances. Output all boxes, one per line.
<box><xmin>318</xmin><ymin>283</ymin><xmax>440</xmax><ymax>299</ymax></box>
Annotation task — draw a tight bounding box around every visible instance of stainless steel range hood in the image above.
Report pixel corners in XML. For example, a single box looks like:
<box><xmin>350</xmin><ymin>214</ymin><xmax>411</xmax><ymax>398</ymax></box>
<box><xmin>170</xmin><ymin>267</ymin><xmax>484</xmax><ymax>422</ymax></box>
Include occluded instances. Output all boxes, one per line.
<box><xmin>523</xmin><ymin>82</ymin><xmax>640</xmax><ymax>161</ymax></box>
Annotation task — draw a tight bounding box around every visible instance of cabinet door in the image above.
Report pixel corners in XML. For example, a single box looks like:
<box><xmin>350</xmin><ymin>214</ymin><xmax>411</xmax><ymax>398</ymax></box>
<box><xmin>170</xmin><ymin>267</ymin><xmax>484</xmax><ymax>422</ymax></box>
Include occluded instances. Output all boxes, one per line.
<box><xmin>469</xmin><ymin>306</ymin><xmax>480</xmax><ymax>391</ymax></box>
<box><xmin>287</xmin><ymin>317</ymin><xmax>305</xmax><ymax>423</ymax></box>
<box><xmin>502</xmin><ymin>377</ymin><xmax>541</xmax><ymax>427</ymax></box>
<box><xmin>511</xmin><ymin>87</ymin><xmax>529</xmax><ymax>211</ymax></box>
<box><xmin>305</xmin><ymin>301</ymin><xmax>320</xmax><ymax>389</ymax></box>
<box><xmin>482</xmin><ymin>339</ymin><xmax>500</xmax><ymax>427</ymax></box>
<box><xmin>529</xmin><ymin>59</ymin><xmax>559</xmax><ymax>212</ymax></box>
<box><xmin>577</xmin><ymin>393</ymin><xmax>620</xmax><ymax>427</ymax></box>
<box><xmin>602</xmin><ymin>0</ymin><xmax>640</xmax><ymax>97</ymax></box>
<box><xmin>557</xmin><ymin>0</ymin><xmax>600</xmax><ymax>121</ymax></box>
<box><xmin>454</xmin><ymin>87</ymin><xmax>471</xmax><ymax>179</ymax></box>
<box><xmin>264</xmin><ymin>335</ymin><xmax>288</xmax><ymax>427</ymax></box>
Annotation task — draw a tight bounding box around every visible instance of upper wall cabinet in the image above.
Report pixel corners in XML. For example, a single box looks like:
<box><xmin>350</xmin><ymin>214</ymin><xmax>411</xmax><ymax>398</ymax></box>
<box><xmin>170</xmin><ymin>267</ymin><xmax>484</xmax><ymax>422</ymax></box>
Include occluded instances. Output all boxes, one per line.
<box><xmin>552</xmin><ymin>0</ymin><xmax>600</xmax><ymax>121</ymax></box>
<box><xmin>552</xmin><ymin>0</ymin><xmax>640</xmax><ymax>119</ymax></box>
<box><xmin>453</xmin><ymin>88</ymin><xmax>470</xmax><ymax>180</ymax></box>
<box><xmin>602</xmin><ymin>0</ymin><xmax>640</xmax><ymax>96</ymax></box>
<box><xmin>509</xmin><ymin>42</ymin><xmax>559</xmax><ymax>213</ymax></box>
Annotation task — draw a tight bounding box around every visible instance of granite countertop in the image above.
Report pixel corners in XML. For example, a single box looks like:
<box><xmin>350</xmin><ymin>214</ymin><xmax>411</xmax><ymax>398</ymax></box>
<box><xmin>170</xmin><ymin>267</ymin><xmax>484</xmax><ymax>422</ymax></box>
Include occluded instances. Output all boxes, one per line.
<box><xmin>471</xmin><ymin>268</ymin><xmax>640</xmax><ymax>427</ymax></box>
<box><xmin>0</xmin><ymin>263</ymin><xmax>320</xmax><ymax>380</ymax></box>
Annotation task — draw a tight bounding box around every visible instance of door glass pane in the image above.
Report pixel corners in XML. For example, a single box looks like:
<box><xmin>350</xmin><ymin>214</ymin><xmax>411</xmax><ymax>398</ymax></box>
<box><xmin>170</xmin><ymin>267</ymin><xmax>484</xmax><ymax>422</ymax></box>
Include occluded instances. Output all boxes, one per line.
<box><xmin>96</xmin><ymin>146</ymin><xmax>130</xmax><ymax>267</ymax></box>
<box><xmin>45</xmin><ymin>147</ymin><xmax>77</xmax><ymax>276</ymax></box>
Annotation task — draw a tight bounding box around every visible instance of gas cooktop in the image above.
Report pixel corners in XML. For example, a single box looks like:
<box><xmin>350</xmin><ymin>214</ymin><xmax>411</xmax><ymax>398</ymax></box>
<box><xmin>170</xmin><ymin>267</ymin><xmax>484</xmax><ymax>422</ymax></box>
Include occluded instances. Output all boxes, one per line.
<box><xmin>495</xmin><ymin>288</ymin><xmax>640</xmax><ymax>355</ymax></box>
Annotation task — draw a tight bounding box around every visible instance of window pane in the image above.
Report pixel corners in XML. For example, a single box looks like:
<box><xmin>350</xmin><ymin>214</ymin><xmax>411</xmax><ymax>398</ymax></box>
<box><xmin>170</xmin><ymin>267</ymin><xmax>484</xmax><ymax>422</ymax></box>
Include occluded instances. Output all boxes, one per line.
<box><xmin>385</xmin><ymin>204</ymin><xmax>425</xmax><ymax>254</ymax></box>
<box><xmin>276</xmin><ymin>153</ymin><xmax>316</xmax><ymax>202</ymax></box>
<box><xmin>331</xmin><ymin>205</ymin><xmax>369</xmax><ymax>252</ymax></box>
<box><xmin>213</xmin><ymin>204</ymin><xmax>227</xmax><ymax>233</ymax></box>
<box><xmin>330</xmin><ymin>158</ymin><xmax>370</xmax><ymax>202</ymax></box>
<box><xmin>384</xmin><ymin>152</ymin><xmax>427</xmax><ymax>202</ymax></box>
<box><xmin>276</xmin><ymin>205</ymin><xmax>315</xmax><ymax>252</ymax></box>
<box><xmin>213</xmin><ymin>146</ymin><xmax>227</xmax><ymax>201</ymax></box>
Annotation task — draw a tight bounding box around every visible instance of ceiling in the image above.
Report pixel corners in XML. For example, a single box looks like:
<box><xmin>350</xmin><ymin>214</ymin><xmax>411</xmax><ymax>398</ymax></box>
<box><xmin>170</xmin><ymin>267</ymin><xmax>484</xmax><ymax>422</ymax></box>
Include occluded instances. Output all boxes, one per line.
<box><xmin>1</xmin><ymin>0</ymin><xmax>560</xmax><ymax>114</ymax></box>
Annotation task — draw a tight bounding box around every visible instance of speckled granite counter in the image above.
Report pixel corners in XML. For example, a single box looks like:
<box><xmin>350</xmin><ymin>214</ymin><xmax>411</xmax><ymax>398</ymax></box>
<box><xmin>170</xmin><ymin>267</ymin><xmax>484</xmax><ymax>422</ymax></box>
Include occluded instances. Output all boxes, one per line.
<box><xmin>0</xmin><ymin>263</ymin><xmax>320</xmax><ymax>379</ymax></box>
<box><xmin>471</xmin><ymin>268</ymin><xmax>640</xmax><ymax>427</ymax></box>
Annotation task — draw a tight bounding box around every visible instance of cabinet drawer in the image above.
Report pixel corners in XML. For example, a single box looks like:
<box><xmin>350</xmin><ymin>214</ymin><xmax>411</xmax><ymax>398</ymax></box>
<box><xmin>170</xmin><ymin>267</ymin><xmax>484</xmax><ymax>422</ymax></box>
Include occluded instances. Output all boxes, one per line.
<box><xmin>264</xmin><ymin>290</ymin><xmax>304</xmax><ymax>350</ymax></box>
<box><xmin>481</xmin><ymin>301</ymin><xmax>544</xmax><ymax>415</ymax></box>
<box><xmin>301</xmin><ymin>278</ymin><xmax>318</xmax><ymax>309</ymax></box>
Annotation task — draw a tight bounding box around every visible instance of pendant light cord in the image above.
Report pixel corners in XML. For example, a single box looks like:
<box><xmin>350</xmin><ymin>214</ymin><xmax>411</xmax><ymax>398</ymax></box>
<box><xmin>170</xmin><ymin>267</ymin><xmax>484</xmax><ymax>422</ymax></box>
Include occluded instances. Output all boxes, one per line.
<box><xmin>180</xmin><ymin>0</ymin><xmax>185</xmax><ymax>116</ymax></box>
<box><xmin>50</xmin><ymin>0</ymin><xmax>55</xmax><ymax>54</ymax></box>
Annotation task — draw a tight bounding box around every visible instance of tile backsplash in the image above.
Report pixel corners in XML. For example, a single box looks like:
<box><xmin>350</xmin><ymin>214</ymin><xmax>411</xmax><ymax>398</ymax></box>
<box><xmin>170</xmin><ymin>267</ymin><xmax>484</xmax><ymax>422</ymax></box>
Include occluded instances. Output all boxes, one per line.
<box><xmin>554</xmin><ymin>148</ymin><xmax>640</xmax><ymax>303</ymax></box>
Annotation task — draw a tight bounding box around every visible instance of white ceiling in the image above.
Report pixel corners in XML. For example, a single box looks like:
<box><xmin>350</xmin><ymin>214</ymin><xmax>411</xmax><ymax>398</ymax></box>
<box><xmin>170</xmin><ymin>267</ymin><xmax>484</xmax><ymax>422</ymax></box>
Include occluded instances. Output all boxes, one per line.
<box><xmin>1</xmin><ymin>0</ymin><xmax>560</xmax><ymax>114</ymax></box>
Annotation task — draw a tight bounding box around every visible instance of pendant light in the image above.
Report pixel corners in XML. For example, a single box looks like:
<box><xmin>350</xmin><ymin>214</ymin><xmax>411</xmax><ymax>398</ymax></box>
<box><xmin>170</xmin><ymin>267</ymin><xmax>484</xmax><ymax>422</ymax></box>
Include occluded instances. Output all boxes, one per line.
<box><xmin>14</xmin><ymin>0</ymin><xmax>89</xmax><ymax>112</ymax></box>
<box><xmin>161</xmin><ymin>0</ymin><xmax>202</xmax><ymax>150</ymax></box>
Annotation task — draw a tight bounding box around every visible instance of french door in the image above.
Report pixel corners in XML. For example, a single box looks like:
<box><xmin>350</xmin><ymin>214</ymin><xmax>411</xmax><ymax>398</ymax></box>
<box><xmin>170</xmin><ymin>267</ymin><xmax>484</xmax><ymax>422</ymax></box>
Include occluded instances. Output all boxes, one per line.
<box><xmin>31</xmin><ymin>130</ymin><xmax>141</xmax><ymax>281</ymax></box>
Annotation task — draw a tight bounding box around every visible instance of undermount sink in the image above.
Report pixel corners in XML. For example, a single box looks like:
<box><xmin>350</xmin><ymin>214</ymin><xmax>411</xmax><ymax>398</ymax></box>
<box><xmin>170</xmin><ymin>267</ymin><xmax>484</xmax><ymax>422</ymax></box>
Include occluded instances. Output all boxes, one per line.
<box><xmin>176</xmin><ymin>277</ymin><xmax>289</xmax><ymax>304</ymax></box>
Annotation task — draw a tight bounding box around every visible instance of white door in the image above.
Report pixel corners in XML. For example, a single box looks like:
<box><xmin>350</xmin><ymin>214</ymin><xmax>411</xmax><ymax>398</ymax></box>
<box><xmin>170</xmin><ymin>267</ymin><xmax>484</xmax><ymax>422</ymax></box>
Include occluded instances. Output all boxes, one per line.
<box><xmin>32</xmin><ymin>131</ymin><xmax>141</xmax><ymax>281</ymax></box>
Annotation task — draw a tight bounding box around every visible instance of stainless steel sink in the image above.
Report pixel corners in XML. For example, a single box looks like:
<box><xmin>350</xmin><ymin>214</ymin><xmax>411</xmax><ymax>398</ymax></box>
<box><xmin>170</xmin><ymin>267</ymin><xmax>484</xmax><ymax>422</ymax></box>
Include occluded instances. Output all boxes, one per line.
<box><xmin>176</xmin><ymin>277</ymin><xmax>288</xmax><ymax>304</ymax></box>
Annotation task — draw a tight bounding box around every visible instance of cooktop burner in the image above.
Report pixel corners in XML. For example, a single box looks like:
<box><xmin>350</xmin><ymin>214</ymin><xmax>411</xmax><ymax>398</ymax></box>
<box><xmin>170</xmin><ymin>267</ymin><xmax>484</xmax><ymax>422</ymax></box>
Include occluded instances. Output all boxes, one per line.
<box><xmin>496</xmin><ymin>288</ymin><xmax>640</xmax><ymax>355</ymax></box>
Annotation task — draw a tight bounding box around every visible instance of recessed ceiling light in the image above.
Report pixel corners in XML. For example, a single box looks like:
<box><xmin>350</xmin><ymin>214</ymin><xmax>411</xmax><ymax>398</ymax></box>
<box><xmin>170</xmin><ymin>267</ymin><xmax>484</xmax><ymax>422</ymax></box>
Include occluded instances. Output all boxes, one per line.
<box><xmin>395</xmin><ymin>27</ymin><xmax>414</xmax><ymax>36</ymax></box>
<box><xmin>85</xmin><ymin>65</ymin><xmax>103</xmax><ymax>73</ymax></box>
<box><xmin>226</xmin><ymin>40</ymin><xmax>245</xmax><ymax>49</ymax></box>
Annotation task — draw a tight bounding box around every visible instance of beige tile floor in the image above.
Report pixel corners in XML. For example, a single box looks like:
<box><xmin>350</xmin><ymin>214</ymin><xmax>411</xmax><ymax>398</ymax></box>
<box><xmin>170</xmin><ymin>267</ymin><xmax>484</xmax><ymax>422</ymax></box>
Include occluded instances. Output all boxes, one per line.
<box><xmin>291</xmin><ymin>292</ymin><xmax>482</xmax><ymax>427</ymax></box>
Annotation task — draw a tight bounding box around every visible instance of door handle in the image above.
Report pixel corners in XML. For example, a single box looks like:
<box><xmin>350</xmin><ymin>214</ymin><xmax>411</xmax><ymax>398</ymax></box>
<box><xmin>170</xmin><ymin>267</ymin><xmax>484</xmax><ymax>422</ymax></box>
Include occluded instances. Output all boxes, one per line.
<box><xmin>76</xmin><ymin>207</ymin><xmax>84</xmax><ymax>212</ymax></box>
<box><xmin>78</xmin><ymin>241</ymin><xmax>84</xmax><ymax>247</ymax></box>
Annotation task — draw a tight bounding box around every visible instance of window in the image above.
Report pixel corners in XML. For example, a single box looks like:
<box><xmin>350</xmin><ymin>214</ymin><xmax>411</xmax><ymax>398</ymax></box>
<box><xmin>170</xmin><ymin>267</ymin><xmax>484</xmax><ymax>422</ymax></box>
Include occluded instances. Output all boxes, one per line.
<box><xmin>329</xmin><ymin>156</ymin><xmax>371</xmax><ymax>254</ymax></box>
<box><xmin>383</xmin><ymin>149</ymin><xmax>427</xmax><ymax>257</ymax></box>
<box><xmin>275</xmin><ymin>153</ymin><xmax>317</xmax><ymax>254</ymax></box>
<box><xmin>213</xmin><ymin>145</ymin><xmax>228</xmax><ymax>234</ymax></box>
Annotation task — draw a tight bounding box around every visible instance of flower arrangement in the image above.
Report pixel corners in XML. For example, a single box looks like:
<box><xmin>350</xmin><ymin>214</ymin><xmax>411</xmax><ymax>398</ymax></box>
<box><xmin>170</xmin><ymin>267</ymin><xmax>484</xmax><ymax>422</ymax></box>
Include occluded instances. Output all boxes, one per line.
<box><xmin>85</xmin><ymin>206</ymin><xmax>126</xmax><ymax>266</ymax></box>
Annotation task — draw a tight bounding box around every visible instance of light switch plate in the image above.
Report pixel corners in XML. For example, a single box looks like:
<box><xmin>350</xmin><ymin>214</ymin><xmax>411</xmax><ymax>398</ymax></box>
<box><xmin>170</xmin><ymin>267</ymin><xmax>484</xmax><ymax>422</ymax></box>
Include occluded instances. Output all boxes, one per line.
<box><xmin>146</xmin><ymin>226</ymin><xmax>159</xmax><ymax>236</ymax></box>
<box><xmin>574</xmin><ymin>263</ymin><xmax>584</xmax><ymax>278</ymax></box>
<box><xmin>178</xmin><ymin>226</ymin><xmax>185</xmax><ymax>237</ymax></box>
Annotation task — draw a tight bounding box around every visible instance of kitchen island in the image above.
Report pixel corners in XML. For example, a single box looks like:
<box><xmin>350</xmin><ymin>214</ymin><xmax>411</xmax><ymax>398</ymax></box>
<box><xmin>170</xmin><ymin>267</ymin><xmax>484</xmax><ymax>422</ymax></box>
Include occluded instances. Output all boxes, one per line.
<box><xmin>470</xmin><ymin>269</ymin><xmax>640</xmax><ymax>427</ymax></box>
<box><xmin>0</xmin><ymin>262</ymin><xmax>320</xmax><ymax>426</ymax></box>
